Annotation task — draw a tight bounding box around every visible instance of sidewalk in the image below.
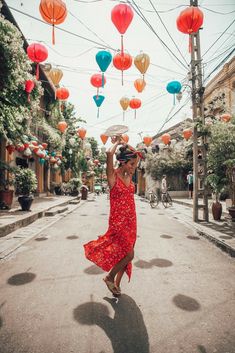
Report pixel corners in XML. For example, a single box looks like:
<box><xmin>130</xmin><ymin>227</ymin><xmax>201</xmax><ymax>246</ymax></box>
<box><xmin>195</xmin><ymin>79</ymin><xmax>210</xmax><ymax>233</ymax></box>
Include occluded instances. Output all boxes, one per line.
<box><xmin>0</xmin><ymin>195</ymin><xmax>81</xmax><ymax>238</ymax></box>
<box><xmin>171</xmin><ymin>197</ymin><xmax>235</xmax><ymax>257</ymax></box>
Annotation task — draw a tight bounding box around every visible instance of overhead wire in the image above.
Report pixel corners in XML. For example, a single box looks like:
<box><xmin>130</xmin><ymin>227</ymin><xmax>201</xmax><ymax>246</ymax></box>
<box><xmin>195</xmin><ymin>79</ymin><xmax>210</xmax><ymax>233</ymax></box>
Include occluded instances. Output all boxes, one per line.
<box><xmin>147</xmin><ymin>0</ymin><xmax>189</xmax><ymax>67</ymax></box>
<box><xmin>125</xmin><ymin>0</ymin><xmax>189</xmax><ymax>72</ymax></box>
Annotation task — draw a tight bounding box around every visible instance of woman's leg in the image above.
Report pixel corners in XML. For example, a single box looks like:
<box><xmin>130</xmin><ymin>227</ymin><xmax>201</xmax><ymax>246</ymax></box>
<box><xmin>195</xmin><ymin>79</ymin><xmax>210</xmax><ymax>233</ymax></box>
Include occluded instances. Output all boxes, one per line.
<box><xmin>105</xmin><ymin>249</ymin><xmax>134</xmax><ymax>283</ymax></box>
<box><xmin>115</xmin><ymin>269</ymin><xmax>125</xmax><ymax>289</ymax></box>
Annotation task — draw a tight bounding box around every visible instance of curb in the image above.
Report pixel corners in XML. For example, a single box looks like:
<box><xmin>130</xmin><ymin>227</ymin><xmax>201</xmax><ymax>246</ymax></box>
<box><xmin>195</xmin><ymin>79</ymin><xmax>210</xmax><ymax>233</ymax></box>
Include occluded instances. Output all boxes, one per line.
<box><xmin>0</xmin><ymin>196</ymin><xmax>80</xmax><ymax>238</ymax></box>
<box><xmin>172</xmin><ymin>198</ymin><xmax>229</xmax><ymax>217</ymax></box>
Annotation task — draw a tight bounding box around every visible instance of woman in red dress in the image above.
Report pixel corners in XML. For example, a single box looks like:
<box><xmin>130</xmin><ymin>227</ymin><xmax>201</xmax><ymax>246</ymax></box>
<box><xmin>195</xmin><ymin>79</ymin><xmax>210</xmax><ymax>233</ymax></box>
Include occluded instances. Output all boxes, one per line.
<box><xmin>84</xmin><ymin>137</ymin><xmax>139</xmax><ymax>296</ymax></box>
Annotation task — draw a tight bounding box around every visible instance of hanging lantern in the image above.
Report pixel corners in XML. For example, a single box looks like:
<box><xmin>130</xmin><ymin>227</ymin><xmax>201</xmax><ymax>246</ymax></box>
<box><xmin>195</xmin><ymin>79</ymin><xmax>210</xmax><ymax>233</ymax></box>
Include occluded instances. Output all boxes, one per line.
<box><xmin>39</xmin><ymin>0</ymin><xmax>67</xmax><ymax>45</ymax></box>
<box><xmin>183</xmin><ymin>129</ymin><xmax>193</xmax><ymax>140</ymax></box>
<box><xmin>77</xmin><ymin>127</ymin><xmax>87</xmax><ymax>140</ymax></box>
<box><xmin>111</xmin><ymin>4</ymin><xmax>134</xmax><ymax>55</ymax></box>
<box><xmin>166</xmin><ymin>81</ymin><xmax>182</xmax><ymax>105</ymax></box>
<box><xmin>100</xmin><ymin>134</ymin><xmax>108</xmax><ymax>145</ymax></box>
<box><xmin>90</xmin><ymin>73</ymin><xmax>106</xmax><ymax>97</ymax></box>
<box><xmin>134</xmin><ymin>78</ymin><xmax>146</xmax><ymax>93</ymax></box>
<box><xmin>57</xmin><ymin>121</ymin><xmax>68</xmax><ymax>133</ymax></box>
<box><xmin>25</xmin><ymin>80</ymin><xmax>35</xmax><ymax>102</ymax></box>
<box><xmin>94</xmin><ymin>159</ymin><xmax>100</xmax><ymax>166</ymax></box>
<box><xmin>93</xmin><ymin>95</ymin><xmax>105</xmax><ymax>118</ymax></box>
<box><xmin>16</xmin><ymin>143</ymin><xmax>25</xmax><ymax>152</ymax></box>
<box><xmin>161</xmin><ymin>133</ymin><xmax>171</xmax><ymax>145</ymax></box>
<box><xmin>120</xmin><ymin>96</ymin><xmax>130</xmax><ymax>121</ymax></box>
<box><xmin>143</xmin><ymin>136</ymin><xmax>152</xmax><ymax>147</ymax></box>
<box><xmin>129</xmin><ymin>98</ymin><xmax>141</xmax><ymax>119</ymax></box>
<box><xmin>95</xmin><ymin>51</ymin><xmax>112</xmax><ymax>87</ymax></box>
<box><xmin>122</xmin><ymin>134</ymin><xmax>129</xmax><ymax>143</ymax></box>
<box><xmin>48</xmin><ymin>68</ymin><xmax>63</xmax><ymax>87</ymax></box>
<box><xmin>39</xmin><ymin>158</ymin><xmax>46</xmax><ymax>165</ymax></box>
<box><xmin>56</xmin><ymin>87</ymin><xmax>69</xmax><ymax>100</ymax></box>
<box><xmin>221</xmin><ymin>113</ymin><xmax>232</xmax><ymax>123</ymax></box>
<box><xmin>6</xmin><ymin>145</ymin><xmax>15</xmax><ymax>155</ymax></box>
<box><xmin>69</xmin><ymin>137</ymin><xmax>76</xmax><ymax>146</ymax></box>
<box><xmin>113</xmin><ymin>52</ymin><xmax>132</xmax><ymax>85</ymax></box>
<box><xmin>27</xmin><ymin>43</ymin><xmax>48</xmax><ymax>80</ymax></box>
<box><xmin>177</xmin><ymin>7</ymin><xmax>204</xmax><ymax>52</ymax></box>
<box><xmin>24</xmin><ymin>148</ymin><xmax>32</xmax><ymax>157</ymax></box>
<box><xmin>41</xmin><ymin>143</ymin><xmax>48</xmax><ymax>149</ymax></box>
<box><xmin>177</xmin><ymin>6</ymin><xmax>204</xmax><ymax>34</ymax></box>
<box><xmin>134</xmin><ymin>53</ymin><xmax>150</xmax><ymax>80</ymax></box>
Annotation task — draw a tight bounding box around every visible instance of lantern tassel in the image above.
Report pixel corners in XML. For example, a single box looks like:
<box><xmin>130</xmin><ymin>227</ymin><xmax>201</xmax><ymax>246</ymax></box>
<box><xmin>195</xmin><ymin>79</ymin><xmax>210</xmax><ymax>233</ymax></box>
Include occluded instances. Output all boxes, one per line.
<box><xmin>97</xmin><ymin>88</ymin><xmax>99</xmax><ymax>99</ymax></box>
<box><xmin>173</xmin><ymin>94</ymin><xmax>175</xmax><ymax>105</ymax></box>
<box><xmin>102</xmin><ymin>72</ymin><xmax>105</xmax><ymax>88</ymax></box>
<box><xmin>52</xmin><ymin>24</ymin><xmax>55</xmax><ymax>45</ymax></box>
<box><xmin>135</xmin><ymin>110</ymin><xmax>136</xmax><ymax>119</ymax></box>
<box><xmin>36</xmin><ymin>63</ymin><xmax>39</xmax><ymax>80</ymax></box>
<box><xmin>188</xmin><ymin>35</ymin><xmax>192</xmax><ymax>53</ymax></box>
<box><xmin>27</xmin><ymin>93</ymin><xmax>30</xmax><ymax>102</ymax></box>
<box><xmin>97</xmin><ymin>108</ymin><xmax>99</xmax><ymax>119</ymax></box>
<box><xmin>123</xmin><ymin>111</ymin><xmax>125</xmax><ymax>121</ymax></box>
<box><xmin>121</xmin><ymin>70</ymin><xmax>124</xmax><ymax>86</ymax></box>
<box><xmin>121</xmin><ymin>35</ymin><xmax>124</xmax><ymax>56</ymax></box>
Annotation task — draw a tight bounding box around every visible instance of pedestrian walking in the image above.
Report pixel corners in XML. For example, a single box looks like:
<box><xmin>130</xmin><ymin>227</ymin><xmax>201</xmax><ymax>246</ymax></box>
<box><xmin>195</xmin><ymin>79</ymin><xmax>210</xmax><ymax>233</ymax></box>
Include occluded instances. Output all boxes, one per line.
<box><xmin>161</xmin><ymin>175</ymin><xmax>167</xmax><ymax>193</ymax></box>
<box><xmin>187</xmin><ymin>171</ymin><xmax>194</xmax><ymax>199</ymax></box>
<box><xmin>84</xmin><ymin>136</ymin><xmax>141</xmax><ymax>297</ymax></box>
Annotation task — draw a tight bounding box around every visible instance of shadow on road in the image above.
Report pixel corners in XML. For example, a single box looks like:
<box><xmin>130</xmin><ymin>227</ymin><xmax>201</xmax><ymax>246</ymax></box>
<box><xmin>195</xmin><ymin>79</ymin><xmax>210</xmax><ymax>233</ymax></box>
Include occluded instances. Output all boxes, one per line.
<box><xmin>7</xmin><ymin>272</ymin><xmax>36</xmax><ymax>286</ymax></box>
<box><xmin>84</xmin><ymin>265</ymin><xmax>105</xmax><ymax>275</ymax></box>
<box><xmin>200</xmin><ymin>220</ymin><xmax>235</xmax><ymax>237</ymax></box>
<box><xmin>173</xmin><ymin>294</ymin><xmax>201</xmax><ymax>311</ymax></box>
<box><xmin>134</xmin><ymin>258</ymin><xmax>173</xmax><ymax>269</ymax></box>
<box><xmin>73</xmin><ymin>294</ymin><xmax>150</xmax><ymax>353</ymax></box>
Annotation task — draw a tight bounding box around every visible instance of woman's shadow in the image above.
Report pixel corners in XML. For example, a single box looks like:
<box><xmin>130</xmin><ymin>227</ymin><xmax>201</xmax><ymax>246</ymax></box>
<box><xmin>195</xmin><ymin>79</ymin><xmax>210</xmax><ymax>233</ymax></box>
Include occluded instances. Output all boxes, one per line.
<box><xmin>73</xmin><ymin>294</ymin><xmax>150</xmax><ymax>353</ymax></box>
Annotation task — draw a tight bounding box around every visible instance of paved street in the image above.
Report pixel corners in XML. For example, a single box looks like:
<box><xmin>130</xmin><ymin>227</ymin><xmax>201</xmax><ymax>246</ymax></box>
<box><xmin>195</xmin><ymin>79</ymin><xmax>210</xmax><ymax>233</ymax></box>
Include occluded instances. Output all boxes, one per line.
<box><xmin>0</xmin><ymin>195</ymin><xmax>234</xmax><ymax>353</ymax></box>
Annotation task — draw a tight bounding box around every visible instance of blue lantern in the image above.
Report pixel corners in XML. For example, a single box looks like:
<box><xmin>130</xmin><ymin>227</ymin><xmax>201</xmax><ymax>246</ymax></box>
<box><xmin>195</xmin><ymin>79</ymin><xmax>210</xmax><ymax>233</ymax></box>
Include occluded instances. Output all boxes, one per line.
<box><xmin>95</xmin><ymin>51</ymin><xmax>112</xmax><ymax>87</ymax></box>
<box><xmin>39</xmin><ymin>158</ymin><xmax>45</xmax><ymax>165</ymax></box>
<box><xmin>93</xmin><ymin>95</ymin><xmax>105</xmax><ymax>118</ymax></box>
<box><xmin>166</xmin><ymin>81</ymin><xmax>182</xmax><ymax>104</ymax></box>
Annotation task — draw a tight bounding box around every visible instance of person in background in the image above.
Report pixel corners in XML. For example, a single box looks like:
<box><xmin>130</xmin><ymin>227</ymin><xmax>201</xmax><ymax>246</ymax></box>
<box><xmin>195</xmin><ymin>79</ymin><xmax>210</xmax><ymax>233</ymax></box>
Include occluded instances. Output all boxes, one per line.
<box><xmin>161</xmin><ymin>175</ymin><xmax>167</xmax><ymax>194</ymax></box>
<box><xmin>187</xmin><ymin>171</ymin><xmax>194</xmax><ymax>199</ymax></box>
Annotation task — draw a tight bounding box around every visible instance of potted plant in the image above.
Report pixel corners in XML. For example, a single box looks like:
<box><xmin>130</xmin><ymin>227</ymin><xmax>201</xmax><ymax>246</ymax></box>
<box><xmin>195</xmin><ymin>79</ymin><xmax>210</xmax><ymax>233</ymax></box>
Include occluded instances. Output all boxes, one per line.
<box><xmin>0</xmin><ymin>161</ymin><xmax>16</xmax><ymax>210</ymax></box>
<box><xmin>225</xmin><ymin>161</ymin><xmax>235</xmax><ymax>221</ymax></box>
<box><xmin>206</xmin><ymin>173</ymin><xmax>224</xmax><ymax>221</ymax></box>
<box><xmin>14</xmin><ymin>168</ymin><xmax>38</xmax><ymax>211</ymax></box>
<box><xmin>67</xmin><ymin>178</ymin><xmax>81</xmax><ymax>196</ymax></box>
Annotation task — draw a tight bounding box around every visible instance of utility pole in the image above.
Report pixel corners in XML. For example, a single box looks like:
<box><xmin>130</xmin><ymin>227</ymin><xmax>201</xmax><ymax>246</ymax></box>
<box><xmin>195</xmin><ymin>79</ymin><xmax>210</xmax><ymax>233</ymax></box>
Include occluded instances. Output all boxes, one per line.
<box><xmin>190</xmin><ymin>0</ymin><xmax>209</xmax><ymax>222</ymax></box>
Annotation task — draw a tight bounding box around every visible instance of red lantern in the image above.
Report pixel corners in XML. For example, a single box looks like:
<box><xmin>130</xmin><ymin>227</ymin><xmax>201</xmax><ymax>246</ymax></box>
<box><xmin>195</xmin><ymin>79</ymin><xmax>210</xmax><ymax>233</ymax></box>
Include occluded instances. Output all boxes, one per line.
<box><xmin>42</xmin><ymin>143</ymin><xmax>48</xmax><ymax>149</ymax></box>
<box><xmin>161</xmin><ymin>133</ymin><xmax>171</xmax><ymax>145</ymax></box>
<box><xmin>134</xmin><ymin>78</ymin><xmax>146</xmax><ymax>93</ymax></box>
<box><xmin>56</xmin><ymin>87</ymin><xmax>69</xmax><ymax>100</ymax></box>
<box><xmin>111</xmin><ymin>4</ymin><xmax>134</xmax><ymax>55</ymax></box>
<box><xmin>57</xmin><ymin>121</ymin><xmax>67</xmax><ymax>133</ymax></box>
<box><xmin>94</xmin><ymin>159</ymin><xmax>99</xmax><ymax>166</ymax></box>
<box><xmin>221</xmin><ymin>113</ymin><xmax>232</xmax><ymax>123</ymax></box>
<box><xmin>39</xmin><ymin>0</ymin><xmax>67</xmax><ymax>45</ymax></box>
<box><xmin>183</xmin><ymin>129</ymin><xmax>193</xmax><ymax>140</ymax></box>
<box><xmin>100</xmin><ymin>134</ymin><xmax>108</xmax><ymax>145</ymax></box>
<box><xmin>25</xmin><ymin>80</ymin><xmax>35</xmax><ymax>102</ymax></box>
<box><xmin>129</xmin><ymin>98</ymin><xmax>141</xmax><ymax>119</ymax></box>
<box><xmin>6</xmin><ymin>145</ymin><xmax>15</xmax><ymax>155</ymax></box>
<box><xmin>113</xmin><ymin>52</ymin><xmax>132</xmax><ymax>85</ymax></box>
<box><xmin>90</xmin><ymin>74</ymin><xmax>106</xmax><ymax>97</ymax></box>
<box><xmin>77</xmin><ymin>128</ymin><xmax>86</xmax><ymax>140</ymax></box>
<box><xmin>143</xmin><ymin>136</ymin><xmax>152</xmax><ymax>147</ymax></box>
<box><xmin>177</xmin><ymin>7</ymin><xmax>204</xmax><ymax>34</ymax></box>
<box><xmin>16</xmin><ymin>144</ymin><xmax>25</xmax><ymax>152</ymax></box>
<box><xmin>27</xmin><ymin>43</ymin><xmax>48</xmax><ymax>80</ymax></box>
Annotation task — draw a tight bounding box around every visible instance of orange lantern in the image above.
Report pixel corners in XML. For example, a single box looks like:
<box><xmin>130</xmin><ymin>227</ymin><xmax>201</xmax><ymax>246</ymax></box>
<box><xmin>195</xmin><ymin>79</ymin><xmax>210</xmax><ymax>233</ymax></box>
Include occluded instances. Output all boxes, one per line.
<box><xmin>183</xmin><ymin>129</ymin><xmax>193</xmax><ymax>140</ymax></box>
<box><xmin>100</xmin><ymin>134</ymin><xmax>108</xmax><ymax>145</ymax></box>
<box><xmin>134</xmin><ymin>78</ymin><xmax>146</xmax><ymax>93</ymax></box>
<box><xmin>57</xmin><ymin>121</ymin><xmax>67</xmax><ymax>133</ymax></box>
<box><xmin>56</xmin><ymin>87</ymin><xmax>69</xmax><ymax>100</ymax></box>
<box><xmin>120</xmin><ymin>96</ymin><xmax>130</xmax><ymax>121</ymax></box>
<box><xmin>134</xmin><ymin>52</ymin><xmax>150</xmax><ymax>79</ymax></box>
<box><xmin>129</xmin><ymin>98</ymin><xmax>141</xmax><ymax>119</ymax></box>
<box><xmin>161</xmin><ymin>133</ymin><xmax>171</xmax><ymax>145</ymax></box>
<box><xmin>143</xmin><ymin>136</ymin><xmax>152</xmax><ymax>147</ymax></box>
<box><xmin>113</xmin><ymin>52</ymin><xmax>132</xmax><ymax>85</ymax></box>
<box><xmin>77</xmin><ymin>127</ymin><xmax>87</xmax><ymax>140</ymax></box>
<box><xmin>122</xmin><ymin>134</ymin><xmax>129</xmax><ymax>143</ymax></box>
<box><xmin>221</xmin><ymin>113</ymin><xmax>232</xmax><ymax>123</ymax></box>
<box><xmin>39</xmin><ymin>0</ymin><xmax>67</xmax><ymax>45</ymax></box>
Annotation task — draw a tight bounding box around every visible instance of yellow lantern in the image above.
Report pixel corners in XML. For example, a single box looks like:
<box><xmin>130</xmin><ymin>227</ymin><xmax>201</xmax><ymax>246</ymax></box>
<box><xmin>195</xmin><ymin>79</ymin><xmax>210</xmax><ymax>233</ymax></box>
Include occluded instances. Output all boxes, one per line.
<box><xmin>120</xmin><ymin>96</ymin><xmax>130</xmax><ymax>121</ymax></box>
<box><xmin>49</xmin><ymin>68</ymin><xmax>63</xmax><ymax>87</ymax></box>
<box><xmin>134</xmin><ymin>52</ymin><xmax>150</xmax><ymax>79</ymax></box>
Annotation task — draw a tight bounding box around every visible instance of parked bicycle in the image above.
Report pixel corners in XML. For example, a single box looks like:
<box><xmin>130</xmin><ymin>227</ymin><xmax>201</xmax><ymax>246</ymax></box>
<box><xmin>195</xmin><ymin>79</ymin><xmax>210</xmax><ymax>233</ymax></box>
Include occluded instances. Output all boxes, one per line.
<box><xmin>148</xmin><ymin>189</ymin><xmax>173</xmax><ymax>208</ymax></box>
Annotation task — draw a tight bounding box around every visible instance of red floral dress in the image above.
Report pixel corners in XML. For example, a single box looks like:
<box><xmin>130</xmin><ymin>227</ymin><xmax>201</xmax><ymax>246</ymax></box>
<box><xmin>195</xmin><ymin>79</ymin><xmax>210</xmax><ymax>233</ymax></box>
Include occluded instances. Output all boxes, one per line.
<box><xmin>84</xmin><ymin>173</ymin><xmax>137</xmax><ymax>281</ymax></box>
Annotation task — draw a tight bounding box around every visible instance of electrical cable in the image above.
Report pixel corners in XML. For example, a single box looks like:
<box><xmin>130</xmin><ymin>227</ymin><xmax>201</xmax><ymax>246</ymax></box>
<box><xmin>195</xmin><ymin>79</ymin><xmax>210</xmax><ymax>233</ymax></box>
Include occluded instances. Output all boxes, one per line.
<box><xmin>203</xmin><ymin>48</ymin><xmax>235</xmax><ymax>83</ymax></box>
<box><xmin>202</xmin><ymin>18</ymin><xmax>235</xmax><ymax>57</ymax></box>
<box><xmin>147</xmin><ymin>0</ymin><xmax>189</xmax><ymax>67</ymax></box>
<box><xmin>200</xmin><ymin>6</ymin><xmax>235</xmax><ymax>15</ymax></box>
<box><xmin>125</xmin><ymin>0</ymin><xmax>189</xmax><ymax>71</ymax></box>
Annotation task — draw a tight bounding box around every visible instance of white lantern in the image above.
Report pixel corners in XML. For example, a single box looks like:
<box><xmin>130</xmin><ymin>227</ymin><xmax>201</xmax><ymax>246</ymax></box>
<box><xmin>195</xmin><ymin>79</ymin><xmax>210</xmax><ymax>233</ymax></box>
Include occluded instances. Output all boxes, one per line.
<box><xmin>24</xmin><ymin>147</ymin><xmax>32</xmax><ymax>157</ymax></box>
<box><xmin>54</xmin><ymin>163</ymin><xmax>59</xmax><ymax>169</ymax></box>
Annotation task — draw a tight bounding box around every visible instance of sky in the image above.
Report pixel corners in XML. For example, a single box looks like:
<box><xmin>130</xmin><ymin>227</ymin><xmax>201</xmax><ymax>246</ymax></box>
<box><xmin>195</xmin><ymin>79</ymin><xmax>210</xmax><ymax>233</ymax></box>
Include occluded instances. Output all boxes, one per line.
<box><xmin>5</xmin><ymin>0</ymin><xmax>235</xmax><ymax>148</ymax></box>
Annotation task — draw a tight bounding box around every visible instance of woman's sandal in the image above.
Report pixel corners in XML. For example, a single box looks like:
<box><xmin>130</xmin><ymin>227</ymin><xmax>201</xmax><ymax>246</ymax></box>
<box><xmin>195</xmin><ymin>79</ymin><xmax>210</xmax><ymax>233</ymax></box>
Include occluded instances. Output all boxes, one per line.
<box><xmin>103</xmin><ymin>277</ymin><xmax>120</xmax><ymax>296</ymax></box>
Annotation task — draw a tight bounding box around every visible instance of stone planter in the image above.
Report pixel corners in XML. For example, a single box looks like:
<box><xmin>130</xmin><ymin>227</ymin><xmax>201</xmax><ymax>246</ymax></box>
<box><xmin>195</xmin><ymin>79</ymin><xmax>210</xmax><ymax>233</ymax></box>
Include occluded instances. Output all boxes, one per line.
<box><xmin>0</xmin><ymin>190</ymin><xmax>14</xmax><ymax>209</ymax></box>
<box><xmin>212</xmin><ymin>201</ymin><xmax>222</xmax><ymax>221</ymax></box>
